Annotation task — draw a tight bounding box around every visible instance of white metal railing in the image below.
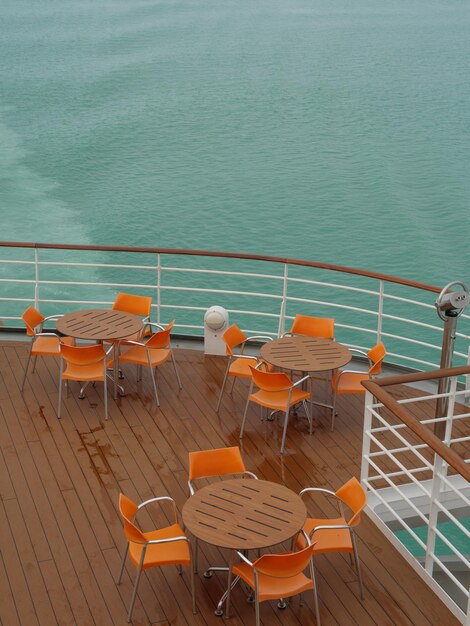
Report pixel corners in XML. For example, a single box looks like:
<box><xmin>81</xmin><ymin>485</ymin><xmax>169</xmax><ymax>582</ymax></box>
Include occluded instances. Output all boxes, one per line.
<box><xmin>361</xmin><ymin>380</ymin><xmax>470</xmax><ymax>624</ymax></box>
<box><xmin>0</xmin><ymin>242</ymin><xmax>469</xmax><ymax>372</ymax></box>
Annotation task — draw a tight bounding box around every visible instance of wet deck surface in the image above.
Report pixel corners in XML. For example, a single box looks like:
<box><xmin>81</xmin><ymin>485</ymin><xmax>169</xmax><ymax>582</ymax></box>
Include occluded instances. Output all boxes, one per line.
<box><xmin>0</xmin><ymin>340</ymin><xmax>463</xmax><ymax>626</ymax></box>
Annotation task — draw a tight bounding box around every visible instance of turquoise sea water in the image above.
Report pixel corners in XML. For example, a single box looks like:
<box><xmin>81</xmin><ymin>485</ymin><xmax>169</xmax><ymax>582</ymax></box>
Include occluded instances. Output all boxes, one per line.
<box><xmin>1</xmin><ymin>0</ymin><xmax>469</xmax><ymax>287</ymax></box>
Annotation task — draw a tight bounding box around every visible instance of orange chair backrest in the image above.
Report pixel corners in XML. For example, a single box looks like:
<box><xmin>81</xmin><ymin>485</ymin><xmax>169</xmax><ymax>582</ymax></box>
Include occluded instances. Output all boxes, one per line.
<box><xmin>254</xmin><ymin>545</ymin><xmax>315</xmax><ymax>578</ymax></box>
<box><xmin>22</xmin><ymin>306</ymin><xmax>45</xmax><ymax>336</ymax></box>
<box><xmin>367</xmin><ymin>342</ymin><xmax>386</xmax><ymax>376</ymax></box>
<box><xmin>146</xmin><ymin>320</ymin><xmax>175</xmax><ymax>349</ymax></box>
<box><xmin>289</xmin><ymin>314</ymin><xmax>335</xmax><ymax>339</ymax></box>
<box><xmin>335</xmin><ymin>477</ymin><xmax>367</xmax><ymax>526</ymax></box>
<box><xmin>188</xmin><ymin>446</ymin><xmax>246</xmax><ymax>481</ymax></box>
<box><xmin>249</xmin><ymin>367</ymin><xmax>293</xmax><ymax>392</ymax></box>
<box><xmin>222</xmin><ymin>324</ymin><xmax>247</xmax><ymax>356</ymax></box>
<box><xmin>112</xmin><ymin>292</ymin><xmax>152</xmax><ymax>317</ymax></box>
<box><xmin>118</xmin><ymin>494</ymin><xmax>146</xmax><ymax>544</ymax></box>
<box><xmin>60</xmin><ymin>343</ymin><xmax>106</xmax><ymax>366</ymax></box>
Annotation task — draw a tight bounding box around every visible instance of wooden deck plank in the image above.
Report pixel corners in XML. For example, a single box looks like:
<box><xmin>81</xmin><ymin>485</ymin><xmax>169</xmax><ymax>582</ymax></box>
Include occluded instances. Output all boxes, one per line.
<box><xmin>0</xmin><ymin>340</ymin><xmax>464</xmax><ymax>626</ymax></box>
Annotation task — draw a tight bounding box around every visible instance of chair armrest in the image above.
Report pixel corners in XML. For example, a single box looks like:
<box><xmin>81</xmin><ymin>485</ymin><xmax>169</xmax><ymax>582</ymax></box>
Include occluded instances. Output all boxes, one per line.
<box><xmin>144</xmin><ymin>322</ymin><xmax>165</xmax><ymax>333</ymax></box>
<box><xmin>309</xmin><ymin>524</ymin><xmax>350</xmax><ymax>539</ymax></box>
<box><xmin>35</xmin><ymin>331</ymin><xmax>60</xmax><ymax>338</ymax></box>
<box><xmin>292</xmin><ymin>375</ymin><xmax>311</xmax><ymax>387</ymax></box>
<box><xmin>246</xmin><ymin>335</ymin><xmax>273</xmax><ymax>343</ymax></box>
<box><xmin>118</xmin><ymin>339</ymin><xmax>146</xmax><ymax>348</ymax></box>
<box><xmin>231</xmin><ymin>353</ymin><xmax>260</xmax><ymax>361</ymax></box>
<box><xmin>349</xmin><ymin>348</ymin><xmax>369</xmax><ymax>359</ymax></box>
<box><xmin>188</xmin><ymin>471</ymin><xmax>258</xmax><ymax>496</ymax></box>
<box><xmin>137</xmin><ymin>496</ymin><xmax>178</xmax><ymax>524</ymax></box>
<box><xmin>147</xmin><ymin>535</ymin><xmax>190</xmax><ymax>545</ymax></box>
<box><xmin>299</xmin><ymin>487</ymin><xmax>337</xmax><ymax>498</ymax></box>
<box><xmin>243</xmin><ymin>471</ymin><xmax>259</xmax><ymax>480</ymax></box>
<box><xmin>236</xmin><ymin>551</ymin><xmax>254</xmax><ymax>567</ymax></box>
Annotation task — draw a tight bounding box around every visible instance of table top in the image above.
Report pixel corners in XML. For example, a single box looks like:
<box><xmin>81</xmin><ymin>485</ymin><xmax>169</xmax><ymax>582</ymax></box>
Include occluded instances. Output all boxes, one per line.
<box><xmin>260</xmin><ymin>335</ymin><xmax>352</xmax><ymax>372</ymax></box>
<box><xmin>56</xmin><ymin>309</ymin><xmax>143</xmax><ymax>341</ymax></box>
<box><xmin>182</xmin><ymin>478</ymin><xmax>306</xmax><ymax>550</ymax></box>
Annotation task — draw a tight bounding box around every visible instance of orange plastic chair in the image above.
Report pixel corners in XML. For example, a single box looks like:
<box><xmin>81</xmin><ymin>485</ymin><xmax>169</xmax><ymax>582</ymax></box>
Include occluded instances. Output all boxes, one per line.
<box><xmin>287</xmin><ymin>314</ymin><xmax>335</xmax><ymax>339</ymax></box>
<box><xmin>111</xmin><ymin>292</ymin><xmax>152</xmax><ymax>345</ymax></box>
<box><xmin>117</xmin><ymin>493</ymin><xmax>196</xmax><ymax>622</ymax></box>
<box><xmin>188</xmin><ymin>446</ymin><xmax>257</xmax><ymax>575</ymax></box>
<box><xmin>58</xmin><ymin>342</ymin><xmax>113</xmax><ymax>419</ymax></box>
<box><xmin>118</xmin><ymin>321</ymin><xmax>181</xmax><ymax>406</ymax></box>
<box><xmin>216</xmin><ymin>324</ymin><xmax>273</xmax><ymax>413</ymax></box>
<box><xmin>112</xmin><ymin>292</ymin><xmax>152</xmax><ymax>320</ymax></box>
<box><xmin>188</xmin><ymin>446</ymin><xmax>258</xmax><ymax>495</ymax></box>
<box><xmin>225</xmin><ymin>545</ymin><xmax>320</xmax><ymax>626</ymax></box>
<box><xmin>21</xmin><ymin>306</ymin><xmax>74</xmax><ymax>391</ymax></box>
<box><xmin>330</xmin><ymin>342</ymin><xmax>386</xmax><ymax>430</ymax></box>
<box><xmin>296</xmin><ymin>477</ymin><xmax>367</xmax><ymax>600</ymax></box>
<box><xmin>240</xmin><ymin>366</ymin><xmax>312</xmax><ymax>454</ymax></box>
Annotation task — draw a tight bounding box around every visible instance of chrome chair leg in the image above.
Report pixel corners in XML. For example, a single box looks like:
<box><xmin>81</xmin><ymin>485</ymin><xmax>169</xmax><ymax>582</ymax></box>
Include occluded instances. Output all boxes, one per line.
<box><xmin>331</xmin><ymin>390</ymin><xmax>338</xmax><ymax>431</ymax></box>
<box><xmin>103</xmin><ymin>369</ymin><xmax>108</xmax><ymax>420</ymax></box>
<box><xmin>117</xmin><ymin>543</ymin><xmax>129</xmax><ymax>584</ymax></box>
<box><xmin>128</xmin><ymin>551</ymin><xmax>145</xmax><ymax>623</ymax></box>
<box><xmin>216</xmin><ymin>363</ymin><xmax>230</xmax><ymax>413</ymax></box>
<box><xmin>280</xmin><ymin>408</ymin><xmax>290</xmax><ymax>454</ymax></box>
<box><xmin>240</xmin><ymin>387</ymin><xmax>252</xmax><ymax>439</ymax></box>
<box><xmin>57</xmin><ymin>378</ymin><xmax>63</xmax><ymax>419</ymax></box>
<box><xmin>351</xmin><ymin>530</ymin><xmax>365</xmax><ymax>600</ymax></box>
<box><xmin>171</xmin><ymin>353</ymin><xmax>183</xmax><ymax>389</ymax></box>
<box><xmin>21</xmin><ymin>347</ymin><xmax>33</xmax><ymax>392</ymax></box>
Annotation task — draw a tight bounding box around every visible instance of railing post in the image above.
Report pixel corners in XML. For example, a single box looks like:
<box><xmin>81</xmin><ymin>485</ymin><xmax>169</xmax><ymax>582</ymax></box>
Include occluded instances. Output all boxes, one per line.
<box><xmin>424</xmin><ymin>376</ymin><xmax>457</xmax><ymax>575</ymax></box>
<box><xmin>277</xmin><ymin>263</ymin><xmax>288</xmax><ymax>338</ymax></box>
<box><xmin>360</xmin><ymin>391</ymin><xmax>374</xmax><ymax>487</ymax></box>
<box><xmin>466</xmin><ymin>345</ymin><xmax>470</xmax><ymax>406</ymax></box>
<box><xmin>156</xmin><ymin>253</ymin><xmax>161</xmax><ymax>325</ymax></box>
<box><xmin>466</xmin><ymin>583</ymin><xmax>470</xmax><ymax>626</ymax></box>
<box><xmin>376</xmin><ymin>279</ymin><xmax>384</xmax><ymax>343</ymax></box>
<box><xmin>34</xmin><ymin>247</ymin><xmax>39</xmax><ymax>309</ymax></box>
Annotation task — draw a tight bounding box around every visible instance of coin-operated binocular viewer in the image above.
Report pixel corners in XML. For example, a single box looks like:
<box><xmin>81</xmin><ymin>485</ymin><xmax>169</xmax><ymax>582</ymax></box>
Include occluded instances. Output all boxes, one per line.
<box><xmin>434</xmin><ymin>281</ymin><xmax>469</xmax><ymax>436</ymax></box>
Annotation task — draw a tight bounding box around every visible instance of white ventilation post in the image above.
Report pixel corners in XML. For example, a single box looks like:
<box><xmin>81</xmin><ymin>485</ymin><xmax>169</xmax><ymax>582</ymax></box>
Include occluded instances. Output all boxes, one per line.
<box><xmin>204</xmin><ymin>306</ymin><xmax>229</xmax><ymax>355</ymax></box>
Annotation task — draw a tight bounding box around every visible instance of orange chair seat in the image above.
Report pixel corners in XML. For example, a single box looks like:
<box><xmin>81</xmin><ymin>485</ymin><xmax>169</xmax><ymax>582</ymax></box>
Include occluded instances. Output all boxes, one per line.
<box><xmin>249</xmin><ymin>388</ymin><xmax>310</xmax><ymax>411</ymax></box>
<box><xmin>32</xmin><ymin>335</ymin><xmax>74</xmax><ymax>356</ymax></box>
<box><xmin>333</xmin><ymin>372</ymin><xmax>368</xmax><ymax>394</ymax></box>
<box><xmin>119</xmin><ymin>346</ymin><xmax>170</xmax><ymax>367</ymax></box>
<box><xmin>228</xmin><ymin>357</ymin><xmax>259</xmax><ymax>378</ymax></box>
<box><xmin>128</xmin><ymin>523</ymin><xmax>190</xmax><ymax>569</ymax></box>
<box><xmin>62</xmin><ymin>360</ymin><xmax>110</xmax><ymax>381</ymax></box>
<box><xmin>296</xmin><ymin>516</ymin><xmax>353</xmax><ymax>553</ymax></box>
<box><xmin>232</xmin><ymin>561</ymin><xmax>313</xmax><ymax>602</ymax></box>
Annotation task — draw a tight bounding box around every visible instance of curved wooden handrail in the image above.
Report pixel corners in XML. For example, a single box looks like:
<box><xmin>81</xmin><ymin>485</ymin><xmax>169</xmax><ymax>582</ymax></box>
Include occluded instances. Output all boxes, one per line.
<box><xmin>0</xmin><ymin>241</ymin><xmax>442</xmax><ymax>293</ymax></box>
<box><xmin>369</xmin><ymin>365</ymin><xmax>470</xmax><ymax>388</ymax></box>
<box><xmin>363</xmin><ymin>367</ymin><xmax>470</xmax><ymax>482</ymax></box>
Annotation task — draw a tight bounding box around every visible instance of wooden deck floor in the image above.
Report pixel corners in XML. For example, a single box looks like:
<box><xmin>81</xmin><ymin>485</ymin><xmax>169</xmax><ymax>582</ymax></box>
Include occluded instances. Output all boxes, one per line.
<box><xmin>0</xmin><ymin>339</ymin><xmax>463</xmax><ymax>626</ymax></box>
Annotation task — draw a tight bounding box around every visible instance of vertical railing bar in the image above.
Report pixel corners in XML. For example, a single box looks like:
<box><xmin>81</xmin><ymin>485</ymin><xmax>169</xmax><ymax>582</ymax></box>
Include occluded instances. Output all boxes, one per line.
<box><xmin>377</xmin><ymin>279</ymin><xmax>384</xmax><ymax>343</ymax></box>
<box><xmin>277</xmin><ymin>263</ymin><xmax>288</xmax><ymax>338</ymax></box>
<box><xmin>361</xmin><ymin>391</ymin><xmax>374</xmax><ymax>487</ymax></box>
<box><xmin>156</xmin><ymin>253</ymin><xmax>161</xmax><ymax>325</ymax></box>
<box><xmin>466</xmin><ymin>583</ymin><xmax>470</xmax><ymax>626</ymax></box>
<box><xmin>34</xmin><ymin>247</ymin><xmax>39</xmax><ymax>309</ymax></box>
<box><xmin>465</xmin><ymin>346</ymin><xmax>470</xmax><ymax>406</ymax></box>
<box><xmin>424</xmin><ymin>376</ymin><xmax>458</xmax><ymax>575</ymax></box>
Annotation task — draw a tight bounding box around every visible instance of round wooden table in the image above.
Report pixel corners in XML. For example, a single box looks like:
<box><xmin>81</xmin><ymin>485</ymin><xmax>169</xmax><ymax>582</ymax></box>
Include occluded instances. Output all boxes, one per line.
<box><xmin>260</xmin><ymin>335</ymin><xmax>352</xmax><ymax>416</ymax></box>
<box><xmin>183</xmin><ymin>478</ymin><xmax>306</xmax><ymax>551</ymax></box>
<box><xmin>183</xmin><ymin>478</ymin><xmax>307</xmax><ymax>615</ymax></box>
<box><xmin>57</xmin><ymin>309</ymin><xmax>143</xmax><ymax>398</ymax></box>
<box><xmin>56</xmin><ymin>308</ymin><xmax>143</xmax><ymax>341</ymax></box>
<box><xmin>260</xmin><ymin>335</ymin><xmax>351</xmax><ymax>372</ymax></box>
